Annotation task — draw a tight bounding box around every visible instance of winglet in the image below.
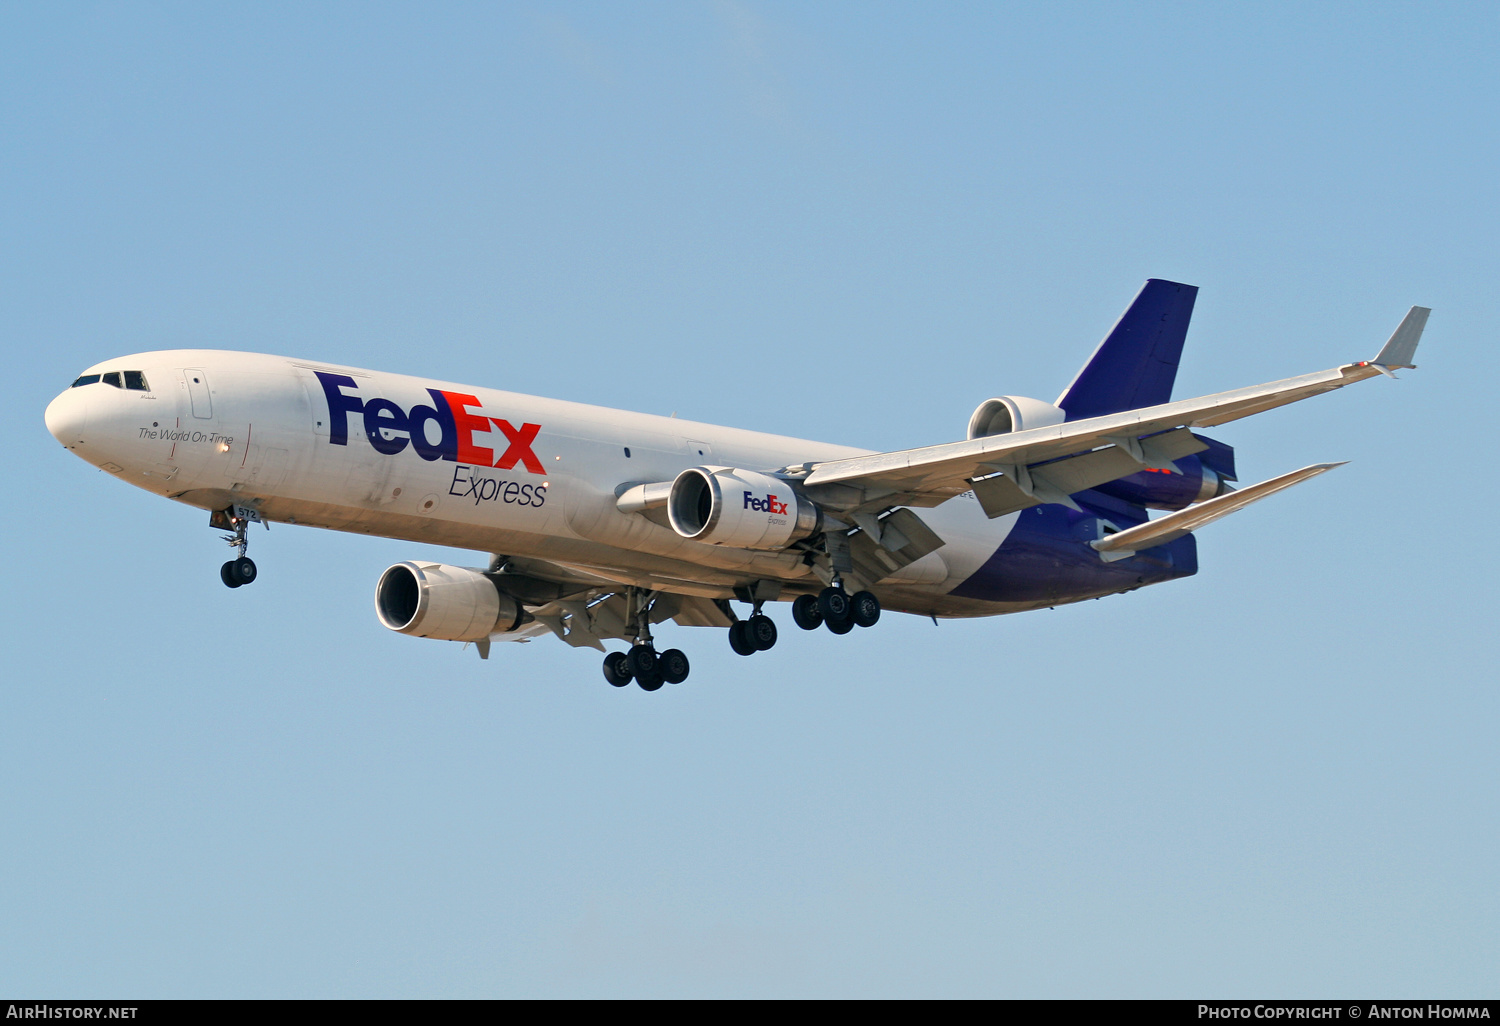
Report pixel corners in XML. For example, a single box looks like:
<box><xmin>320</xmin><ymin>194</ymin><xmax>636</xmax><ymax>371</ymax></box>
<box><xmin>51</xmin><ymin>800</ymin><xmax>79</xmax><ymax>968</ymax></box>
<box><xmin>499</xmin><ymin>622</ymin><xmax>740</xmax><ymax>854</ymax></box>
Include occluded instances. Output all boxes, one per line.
<box><xmin>1372</xmin><ymin>306</ymin><xmax>1430</xmax><ymax>371</ymax></box>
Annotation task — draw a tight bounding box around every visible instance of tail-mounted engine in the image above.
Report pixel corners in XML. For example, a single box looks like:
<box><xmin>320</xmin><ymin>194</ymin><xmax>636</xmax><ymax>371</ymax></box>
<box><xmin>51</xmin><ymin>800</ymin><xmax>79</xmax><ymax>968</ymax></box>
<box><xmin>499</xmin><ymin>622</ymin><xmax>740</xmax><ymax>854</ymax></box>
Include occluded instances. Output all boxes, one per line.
<box><xmin>667</xmin><ymin>467</ymin><xmax>821</xmax><ymax>550</ymax></box>
<box><xmin>375</xmin><ymin>561</ymin><xmax>526</xmax><ymax>642</ymax></box>
<box><xmin>967</xmin><ymin>396</ymin><xmax>1067</xmax><ymax>438</ymax></box>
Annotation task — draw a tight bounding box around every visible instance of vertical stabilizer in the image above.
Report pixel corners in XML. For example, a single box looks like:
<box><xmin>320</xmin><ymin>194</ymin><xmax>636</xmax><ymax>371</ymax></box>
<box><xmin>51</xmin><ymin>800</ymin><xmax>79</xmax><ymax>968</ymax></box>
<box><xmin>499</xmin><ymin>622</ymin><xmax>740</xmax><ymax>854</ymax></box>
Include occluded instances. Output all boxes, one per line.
<box><xmin>1056</xmin><ymin>279</ymin><xmax>1198</xmax><ymax>420</ymax></box>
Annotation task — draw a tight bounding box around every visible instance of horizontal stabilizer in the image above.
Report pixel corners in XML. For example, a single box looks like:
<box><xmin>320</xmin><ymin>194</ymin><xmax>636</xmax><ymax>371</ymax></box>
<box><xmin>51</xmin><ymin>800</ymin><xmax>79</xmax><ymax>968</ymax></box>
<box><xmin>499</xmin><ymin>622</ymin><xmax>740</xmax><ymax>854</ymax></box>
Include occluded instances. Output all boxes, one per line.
<box><xmin>1090</xmin><ymin>462</ymin><xmax>1345</xmax><ymax>561</ymax></box>
<box><xmin>1373</xmin><ymin>306</ymin><xmax>1430</xmax><ymax>370</ymax></box>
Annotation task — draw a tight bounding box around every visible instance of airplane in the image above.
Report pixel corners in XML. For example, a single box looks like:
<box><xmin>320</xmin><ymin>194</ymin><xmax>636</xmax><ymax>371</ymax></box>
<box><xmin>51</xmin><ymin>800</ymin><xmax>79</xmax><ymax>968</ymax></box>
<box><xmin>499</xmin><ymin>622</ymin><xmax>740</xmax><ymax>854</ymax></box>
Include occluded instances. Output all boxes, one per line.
<box><xmin>43</xmin><ymin>280</ymin><xmax>1427</xmax><ymax>691</ymax></box>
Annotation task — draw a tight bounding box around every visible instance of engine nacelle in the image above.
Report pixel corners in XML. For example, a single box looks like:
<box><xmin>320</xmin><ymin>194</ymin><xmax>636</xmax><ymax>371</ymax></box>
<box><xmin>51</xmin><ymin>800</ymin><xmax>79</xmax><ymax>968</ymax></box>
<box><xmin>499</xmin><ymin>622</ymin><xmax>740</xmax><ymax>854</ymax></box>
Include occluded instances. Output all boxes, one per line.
<box><xmin>967</xmin><ymin>396</ymin><xmax>1067</xmax><ymax>439</ymax></box>
<box><xmin>1092</xmin><ymin>435</ymin><xmax>1238</xmax><ymax>510</ymax></box>
<box><xmin>375</xmin><ymin>561</ymin><xmax>525</xmax><ymax>642</ymax></box>
<box><xmin>1090</xmin><ymin>455</ymin><xmax>1227</xmax><ymax>510</ymax></box>
<box><xmin>667</xmin><ymin>466</ymin><xmax>820</xmax><ymax>550</ymax></box>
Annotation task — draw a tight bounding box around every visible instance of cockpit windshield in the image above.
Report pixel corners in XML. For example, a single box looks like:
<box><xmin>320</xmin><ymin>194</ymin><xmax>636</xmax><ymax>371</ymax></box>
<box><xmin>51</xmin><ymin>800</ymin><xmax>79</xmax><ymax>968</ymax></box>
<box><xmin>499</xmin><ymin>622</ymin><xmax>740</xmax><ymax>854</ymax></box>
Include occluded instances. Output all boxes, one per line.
<box><xmin>71</xmin><ymin>371</ymin><xmax>150</xmax><ymax>391</ymax></box>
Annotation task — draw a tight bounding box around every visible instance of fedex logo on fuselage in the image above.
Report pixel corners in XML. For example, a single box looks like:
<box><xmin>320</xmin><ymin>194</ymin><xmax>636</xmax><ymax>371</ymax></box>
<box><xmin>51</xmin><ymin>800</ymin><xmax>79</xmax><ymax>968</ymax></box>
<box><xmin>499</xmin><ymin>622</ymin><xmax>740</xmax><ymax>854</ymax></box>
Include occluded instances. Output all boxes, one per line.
<box><xmin>744</xmin><ymin>491</ymin><xmax>789</xmax><ymax>516</ymax></box>
<box><xmin>315</xmin><ymin>371</ymin><xmax>545</xmax><ymax>474</ymax></box>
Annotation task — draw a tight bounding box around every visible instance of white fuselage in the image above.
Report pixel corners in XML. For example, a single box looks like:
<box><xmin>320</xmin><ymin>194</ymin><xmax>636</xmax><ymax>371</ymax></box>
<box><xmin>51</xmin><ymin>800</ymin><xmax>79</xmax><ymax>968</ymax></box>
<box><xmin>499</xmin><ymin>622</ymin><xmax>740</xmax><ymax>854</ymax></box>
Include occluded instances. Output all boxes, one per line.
<box><xmin>45</xmin><ymin>350</ymin><xmax>1031</xmax><ymax>616</ymax></box>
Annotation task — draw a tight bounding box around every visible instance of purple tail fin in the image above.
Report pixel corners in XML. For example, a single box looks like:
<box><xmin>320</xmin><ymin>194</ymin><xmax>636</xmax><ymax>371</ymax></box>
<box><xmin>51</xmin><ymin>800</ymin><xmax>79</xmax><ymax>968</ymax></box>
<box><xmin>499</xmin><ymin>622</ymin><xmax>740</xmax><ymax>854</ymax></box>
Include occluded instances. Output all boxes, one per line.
<box><xmin>1057</xmin><ymin>279</ymin><xmax>1198</xmax><ymax>420</ymax></box>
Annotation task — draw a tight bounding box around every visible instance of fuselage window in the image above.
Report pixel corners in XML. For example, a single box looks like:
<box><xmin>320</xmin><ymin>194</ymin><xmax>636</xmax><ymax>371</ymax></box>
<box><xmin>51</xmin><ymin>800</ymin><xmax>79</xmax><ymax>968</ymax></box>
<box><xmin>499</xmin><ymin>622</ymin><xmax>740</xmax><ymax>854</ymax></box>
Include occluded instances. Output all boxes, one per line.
<box><xmin>123</xmin><ymin>370</ymin><xmax>149</xmax><ymax>391</ymax></box>
<box><xmin>71</xmin><ymin>374</ymin><xmax>100</xmax><ymax>388</ymax></box>
<box><xmin>102</xmin><ymin>372</ymin><xmax>122</xmax><ymax>388</ymax></box>
<box><xmin>623</xmin><ymin>447</ymin><xmax>631</xmax><ymax>457</ymax></box>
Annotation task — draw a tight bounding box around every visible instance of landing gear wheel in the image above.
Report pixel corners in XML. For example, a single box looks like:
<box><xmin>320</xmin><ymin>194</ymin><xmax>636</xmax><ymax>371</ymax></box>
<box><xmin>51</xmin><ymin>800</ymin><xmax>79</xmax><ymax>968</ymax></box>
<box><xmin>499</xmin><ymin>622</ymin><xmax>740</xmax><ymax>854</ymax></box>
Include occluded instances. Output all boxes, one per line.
<box><xmin>659</xmin><ymin>648</ymin><xmax>690</xmax><ymax>684</ymax></box>
<box><xmin>728</xmin><ymin>620</ymin><xmax>757</xmax><ymax>656</ymax></box>
<box><xmin>819</xmin><ymin>587</ymin><xmax>853</xmax><ymax>633</ymax></box>
<box><xmin>792</xmin><ymin>594</ymin><xmax>823</xmax><ymax>631</ymax></box>
<box><xmin>627</xmin><ymin>645</ymin><xmax>659</xmax><ymax>678</ymax></box>
<box><xmin>817</xmin><ymin>587</ymin><xmax>849</xmax><ymax>623</ymax></box>
<box><xmin>220</xmin><ymin>561</ymin><xmax>242</xmax><ymax>589</ymax></box>
<box><xmin>231</xmin><ymin>556</ymin><xmax>257</xmax><ymax>586</ymax></box>
<box><xmin>850</xmin><ymin>590</ymin><xmax>881</xmax><ymax>628</ymax></box>
<box><xmin>746</xmin><ymin>614</ymin><xmax>778</xmax><ymax>651</ymax></box>
<box><xmin>603</xmin><ymin>651</ymin><xmax>633</xmax><ymax>687</ymax></box>
<box><xmin>636</xmin><ymin>669</ymin><xmax>664</xmax><ymax>692</ymax></box>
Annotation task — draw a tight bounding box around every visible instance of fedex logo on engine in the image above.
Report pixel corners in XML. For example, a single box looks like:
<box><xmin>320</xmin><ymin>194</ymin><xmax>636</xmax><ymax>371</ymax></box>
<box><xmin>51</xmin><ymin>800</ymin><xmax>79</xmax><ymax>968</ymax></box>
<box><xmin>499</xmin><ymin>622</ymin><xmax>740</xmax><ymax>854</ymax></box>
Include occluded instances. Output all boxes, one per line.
<box><xmin>744</xmin><ymin>491</ymin><xmax>789</xmax><ymax>516</ymax></box>
<box><xmin>315</xmin><ymin>371</ymin><xmax>545</xmax><ymax>474</ymax></box>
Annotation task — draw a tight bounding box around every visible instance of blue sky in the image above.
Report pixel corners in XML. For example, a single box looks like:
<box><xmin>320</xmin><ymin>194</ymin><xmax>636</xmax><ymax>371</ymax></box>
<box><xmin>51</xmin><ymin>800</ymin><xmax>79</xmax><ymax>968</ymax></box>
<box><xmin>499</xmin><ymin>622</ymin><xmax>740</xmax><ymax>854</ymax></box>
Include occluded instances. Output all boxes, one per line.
<box><xmin>2</xmin><ymin>1</ymin><xmax>1496</xmax><ymax>997</ymax></box>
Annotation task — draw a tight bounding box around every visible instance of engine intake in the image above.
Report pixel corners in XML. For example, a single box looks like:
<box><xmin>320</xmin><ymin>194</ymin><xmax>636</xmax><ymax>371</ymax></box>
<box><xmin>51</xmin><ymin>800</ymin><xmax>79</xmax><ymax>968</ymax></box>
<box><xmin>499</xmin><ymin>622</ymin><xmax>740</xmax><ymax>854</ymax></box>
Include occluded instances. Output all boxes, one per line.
<box><xmin>375</xmin><ymin>561</ymin><xmax>525</xmax><ymax>641</ymax></box>
<box><xmin>667</xmin><ymin>467</ymin><xmax>820</xmax><ymax>550</ymax></box>
<box><xmin>967</xmin><ymin>396</ymin><xmax>1066</xmax><ymax>439</ymax></box>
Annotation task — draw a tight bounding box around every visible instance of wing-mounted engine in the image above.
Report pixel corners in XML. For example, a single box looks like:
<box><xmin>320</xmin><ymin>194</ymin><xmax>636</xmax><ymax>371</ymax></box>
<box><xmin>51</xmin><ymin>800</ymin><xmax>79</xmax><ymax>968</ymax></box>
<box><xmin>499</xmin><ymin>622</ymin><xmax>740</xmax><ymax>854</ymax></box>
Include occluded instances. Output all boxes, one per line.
<box><xmin>667</xmin><ymin>467</ymin><xmax>821</xmax><ymax>549</ymax></box>
<box><xmin>375</xmin><ymin>561</ymin><xmax>527</xmax><ymax>641</ymax></box>
<box><xmin>967</xmin><ymin>396</ymin><xmax>1067</xmax><ymax>439</ymax></box>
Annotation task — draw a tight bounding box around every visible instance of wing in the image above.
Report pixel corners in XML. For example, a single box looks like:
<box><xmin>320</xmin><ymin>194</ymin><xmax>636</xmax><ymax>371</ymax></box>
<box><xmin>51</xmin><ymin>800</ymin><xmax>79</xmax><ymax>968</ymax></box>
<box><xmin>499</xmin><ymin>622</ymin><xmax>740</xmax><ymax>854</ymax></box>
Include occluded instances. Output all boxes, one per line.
<box><xmin>795</xmin><ymin>307</ymin><xmax>1429</xmax><ymax>518</ymax></box>
<box><xmin>474</xmin><ymin>554</ymin><xmax>739</xmax><ymax>656</ymax></box>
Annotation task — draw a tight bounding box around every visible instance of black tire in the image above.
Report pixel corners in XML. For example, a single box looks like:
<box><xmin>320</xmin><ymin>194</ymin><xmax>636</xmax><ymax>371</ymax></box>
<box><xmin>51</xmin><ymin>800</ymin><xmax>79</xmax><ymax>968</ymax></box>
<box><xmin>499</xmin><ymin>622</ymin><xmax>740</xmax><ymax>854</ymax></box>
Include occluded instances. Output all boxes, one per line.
<box><xmin>747</xmin><ymin>614</ymin><xmax>778</xmax><ymax>651</ymax></box>
<box><xmin>659</xmin><ymin>648</ymin><xmax>690</xmax><ymax>684</ymax></box>
<box><xmin>220</xmin><ymin>561</ymin><xmax>241</xmax><ymax>589</ymax></box>
<box><xmin>232</xmin><ymin>556</ymin><xmax>257</xmax><ymax>586</ymax></box>
<box><xmin>603</xmin><ymin>651</ymin><xmax>633</xmax><ymax>687</ymax></box>
<box><xmin>637</xmin><ymin>669</ymin><xmax>664</xmax><ymax>692</ymax></box>
<box><xmin>627</xmin><ymin>645</ymin><xmax>658</xmax><ymax>678</ymax></box>
<box><xmin>817</xmin><ymin>587</ymin><xmax>849</xmax><ymax>622</ymax></box>
<box><xmin>791</xmin><ymin>594</ymin><xmax>822</xmax><ymax>630</ymax></box>
<box><xmin>850</xmin><ymin>590</ymin><xmax>881</xmax><ymax>628</ymax></box>
<box><xmin>826</xmin><ymin>614</ymin><xmax>855</xmax><ymax>635</ymax></box>
<box><xmin>728</xmin><ymin>620</ymin><xmax>757</xmax><ymax>656</ymax></box>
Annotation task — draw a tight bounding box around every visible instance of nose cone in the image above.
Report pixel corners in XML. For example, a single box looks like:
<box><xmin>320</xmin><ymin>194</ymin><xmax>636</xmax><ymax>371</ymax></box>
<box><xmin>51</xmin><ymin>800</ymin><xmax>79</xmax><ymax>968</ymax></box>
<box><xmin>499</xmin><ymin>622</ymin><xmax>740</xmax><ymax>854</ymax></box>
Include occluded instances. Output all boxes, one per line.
<box><xmin>45</xmin><ymin>388</ymin><xmax>89</xmax><ymax>447</ymax></box>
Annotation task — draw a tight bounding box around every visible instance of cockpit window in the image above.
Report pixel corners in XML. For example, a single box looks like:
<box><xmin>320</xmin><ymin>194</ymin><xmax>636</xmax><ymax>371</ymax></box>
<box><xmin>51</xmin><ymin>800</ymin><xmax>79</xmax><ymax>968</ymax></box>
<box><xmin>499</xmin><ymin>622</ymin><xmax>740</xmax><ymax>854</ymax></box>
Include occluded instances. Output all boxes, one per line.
<box><xmin>70</xmin><ymin>374</ymin><xmax>100</xmax><ymax>388</ymax></box>
<box><xmin>102</xmin><ymin>371</ymin><xmax>122</xmax><ymax>388</ymax></box>
<box><xmin>123</xmin><ymin>370</ymin><xmax>149</xmax><ymax>391</ymax></box>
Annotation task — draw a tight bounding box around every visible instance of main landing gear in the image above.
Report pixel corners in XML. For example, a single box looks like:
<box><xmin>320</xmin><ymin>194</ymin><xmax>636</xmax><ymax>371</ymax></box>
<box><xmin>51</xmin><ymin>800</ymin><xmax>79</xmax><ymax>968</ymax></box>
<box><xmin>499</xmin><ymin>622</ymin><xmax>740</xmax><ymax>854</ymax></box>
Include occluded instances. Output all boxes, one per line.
<box><xmin>600</xmin><ymin>587</ymin><xmax>691</xmax><ymax>691</ymax></box>
<box><xmin>213</xmin><ymin>505</ymin><xmax>266</xmax><ymax>588</ymax></box>
<box><xmin>728</xmin><ymin>610</ymin><xmax>778</xmax><ymax>656</ymax></box>
<box><xmin>599</xmin><ymin>578</ymin><xmax>883</xmax><ymax>690</ymax></box>
<box><xmin>790</xmin><ymin>585</ymin><xmax>881</xmax><ymax>635</ymax></box>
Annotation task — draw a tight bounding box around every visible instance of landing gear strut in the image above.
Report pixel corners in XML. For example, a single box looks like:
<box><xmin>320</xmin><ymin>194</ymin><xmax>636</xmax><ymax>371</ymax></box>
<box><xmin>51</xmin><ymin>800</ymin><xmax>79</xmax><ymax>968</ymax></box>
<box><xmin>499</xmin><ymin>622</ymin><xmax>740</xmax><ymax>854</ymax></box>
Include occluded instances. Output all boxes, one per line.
<box><xmin>213</xmin><ymin>504</ymin><xmax>265</xmax><ymax>588</ymax></box>
<box><xmin>600</xmin><ymin>587</ymin><xmax>691</xmax><ymax>690</ymax></box>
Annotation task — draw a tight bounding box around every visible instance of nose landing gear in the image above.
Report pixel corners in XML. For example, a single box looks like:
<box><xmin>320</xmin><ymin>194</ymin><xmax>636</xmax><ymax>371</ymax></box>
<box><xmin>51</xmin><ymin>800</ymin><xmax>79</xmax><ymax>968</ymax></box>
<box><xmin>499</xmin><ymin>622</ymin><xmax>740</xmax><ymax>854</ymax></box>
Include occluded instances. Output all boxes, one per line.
<box><xmin>220</xmin><ymin>557</ymin><xmax>257</xmax><ymax>588</ymax></box>
<box><xmin>211</xmin><ymin>504</ymin><xmax>267</xmax><ymax>588</ymax></box>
